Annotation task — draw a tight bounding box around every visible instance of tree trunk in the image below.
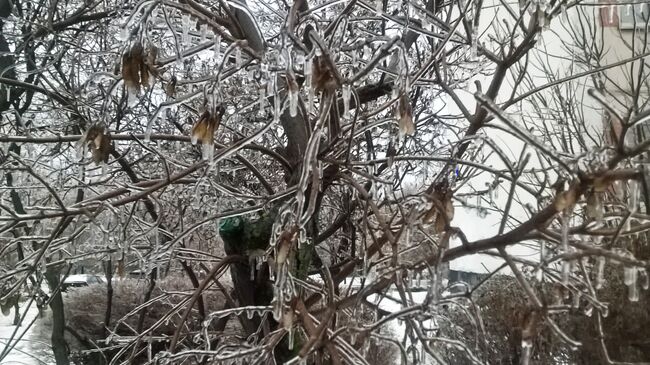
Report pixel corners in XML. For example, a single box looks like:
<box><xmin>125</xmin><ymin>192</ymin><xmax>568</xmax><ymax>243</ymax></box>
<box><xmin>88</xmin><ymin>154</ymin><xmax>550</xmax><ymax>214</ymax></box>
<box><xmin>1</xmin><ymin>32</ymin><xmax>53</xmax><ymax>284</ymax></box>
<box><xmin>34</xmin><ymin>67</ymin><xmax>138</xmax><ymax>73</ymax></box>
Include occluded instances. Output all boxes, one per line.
<box><xmin>45</xmin><ymin>270</ymin><xmax>70</xmax><ymax>365</ymax></box>
<box><xmin>103</xmin><ymin>259</ymin><xmax>113</xmax><ymax>339</ymax></box>
<box><xmin>12</xmin><ymin>302</ymin><xmax>20</xmax><ymax>326</ymax></box>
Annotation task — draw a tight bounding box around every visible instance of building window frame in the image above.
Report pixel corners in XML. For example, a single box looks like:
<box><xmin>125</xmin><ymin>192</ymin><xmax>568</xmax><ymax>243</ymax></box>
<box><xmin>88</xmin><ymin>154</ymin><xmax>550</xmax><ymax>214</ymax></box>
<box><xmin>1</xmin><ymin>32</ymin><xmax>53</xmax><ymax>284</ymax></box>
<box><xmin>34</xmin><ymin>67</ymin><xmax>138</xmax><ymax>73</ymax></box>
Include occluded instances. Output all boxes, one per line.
<box><xmin>619</xmin><ymin>2</ymin><xmax>650</xmax><ymax>30</ymax></box>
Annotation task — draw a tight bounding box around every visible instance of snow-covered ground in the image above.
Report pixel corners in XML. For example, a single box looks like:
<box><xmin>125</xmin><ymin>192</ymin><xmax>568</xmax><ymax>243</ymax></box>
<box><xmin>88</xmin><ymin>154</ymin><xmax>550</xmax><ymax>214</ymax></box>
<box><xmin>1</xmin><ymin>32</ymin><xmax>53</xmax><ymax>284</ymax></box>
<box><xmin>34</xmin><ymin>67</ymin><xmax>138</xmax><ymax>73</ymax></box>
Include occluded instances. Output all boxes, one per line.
<box><xmin>0</xmin><ymin>303</ymin><xmax>54</xmax><ymax>365</ymax></box>
<box><xmin>0</xmin><ymin>281</ymin><xmax>440</xmax><ymax>365</ymax></box>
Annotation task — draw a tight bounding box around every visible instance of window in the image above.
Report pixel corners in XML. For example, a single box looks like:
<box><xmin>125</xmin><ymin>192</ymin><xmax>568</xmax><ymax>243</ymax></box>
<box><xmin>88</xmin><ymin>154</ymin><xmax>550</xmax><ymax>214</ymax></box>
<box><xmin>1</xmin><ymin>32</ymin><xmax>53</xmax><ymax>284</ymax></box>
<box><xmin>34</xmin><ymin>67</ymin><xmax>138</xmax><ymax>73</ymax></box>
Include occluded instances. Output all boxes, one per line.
<box><xmin>619</xmin><ymin>2</ymin><xmax>650</xmax><ymax>29</ymax></box>
<box><xmin>599</xmin><ymin>2</ymin><xmax>650</xmax><ymax>29</ymax></box>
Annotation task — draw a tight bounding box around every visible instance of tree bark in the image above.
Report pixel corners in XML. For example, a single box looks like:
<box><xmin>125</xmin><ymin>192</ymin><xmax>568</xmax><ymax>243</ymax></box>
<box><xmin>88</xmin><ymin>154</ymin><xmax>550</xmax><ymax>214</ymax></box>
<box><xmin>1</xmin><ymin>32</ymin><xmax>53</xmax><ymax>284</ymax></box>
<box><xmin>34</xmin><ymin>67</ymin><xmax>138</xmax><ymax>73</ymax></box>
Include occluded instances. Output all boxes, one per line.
<box><xmin>103</xmin><ymin>258</ymin><xmax>113</xmax><ymax>339</ymax></box>
<box><xmin>45</xmin><ymin>270</ymin><xmax>70</xmax><ymax>365</ymax></box>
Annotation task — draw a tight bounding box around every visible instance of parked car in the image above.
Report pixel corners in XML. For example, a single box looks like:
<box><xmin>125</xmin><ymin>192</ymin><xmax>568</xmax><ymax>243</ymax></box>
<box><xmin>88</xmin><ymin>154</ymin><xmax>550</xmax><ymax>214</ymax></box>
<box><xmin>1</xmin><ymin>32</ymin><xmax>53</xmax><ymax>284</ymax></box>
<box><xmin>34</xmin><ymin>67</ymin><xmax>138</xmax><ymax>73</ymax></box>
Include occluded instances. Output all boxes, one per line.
<box><xmin>62</xmin><ymin>274</ymin><xmax>104</xmax><ymax>291</ymax></box>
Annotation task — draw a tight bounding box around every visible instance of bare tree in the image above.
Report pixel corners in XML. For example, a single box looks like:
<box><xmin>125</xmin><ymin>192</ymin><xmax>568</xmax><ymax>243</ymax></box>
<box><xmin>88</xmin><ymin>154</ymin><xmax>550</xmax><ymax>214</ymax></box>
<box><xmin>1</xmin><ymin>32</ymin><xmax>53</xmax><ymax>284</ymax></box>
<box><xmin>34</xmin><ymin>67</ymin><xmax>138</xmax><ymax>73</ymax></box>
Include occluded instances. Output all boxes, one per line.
<box><xmin>1</xmin><ymin>0</ymin><xmax>650</xmax><ymax>364</ymax></box>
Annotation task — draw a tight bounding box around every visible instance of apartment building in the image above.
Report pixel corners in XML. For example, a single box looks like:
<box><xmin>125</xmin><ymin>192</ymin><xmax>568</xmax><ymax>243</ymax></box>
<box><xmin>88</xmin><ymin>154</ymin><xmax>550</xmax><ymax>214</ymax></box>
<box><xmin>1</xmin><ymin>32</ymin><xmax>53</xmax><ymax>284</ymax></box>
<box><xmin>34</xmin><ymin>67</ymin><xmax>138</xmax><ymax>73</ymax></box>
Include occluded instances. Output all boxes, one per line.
<box><xmin>598</xmin><ymin>1</ymin><xmax>650</xmax><ymax>144</ymax></box>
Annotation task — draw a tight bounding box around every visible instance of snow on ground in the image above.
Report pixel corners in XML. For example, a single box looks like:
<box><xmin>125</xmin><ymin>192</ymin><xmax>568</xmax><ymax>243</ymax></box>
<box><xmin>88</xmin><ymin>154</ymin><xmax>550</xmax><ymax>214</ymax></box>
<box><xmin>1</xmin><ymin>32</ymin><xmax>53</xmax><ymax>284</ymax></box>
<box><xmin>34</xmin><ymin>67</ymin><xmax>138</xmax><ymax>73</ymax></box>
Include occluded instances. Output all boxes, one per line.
<box><xmin>0</xmin><ymin>280</ymin><xmax>438</xmax><ymax>365</ymax></box>
<box><xmin>0</xmin><ymin>302</ymin><xmax>54</xmax><ymax>365</ymax></box>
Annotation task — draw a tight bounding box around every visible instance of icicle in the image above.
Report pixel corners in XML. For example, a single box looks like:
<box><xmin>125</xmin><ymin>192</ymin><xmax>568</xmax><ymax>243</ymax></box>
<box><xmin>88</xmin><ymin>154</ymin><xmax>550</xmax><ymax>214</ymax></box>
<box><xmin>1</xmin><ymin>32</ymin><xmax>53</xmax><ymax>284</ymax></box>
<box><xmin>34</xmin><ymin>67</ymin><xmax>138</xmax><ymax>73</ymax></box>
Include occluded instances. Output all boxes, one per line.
<box><xmin>640</xmin><ymin>268</ymin><xmax>650</xmax><ymax>290</ymax></box>
<box><xmin>304</xmin><ymin>59</ymin><xmax>313</xmax><ymax>114</ymax></box>
<box><xmin>267</xmin><ymin>73</ymin><xmax>275</xmax><ymax>96</ymax></box>
<box><xmin>343</xmin><ymin>84</ymin><xmax>351</xmax><ymax>115</ymax></box>
<box><xmin>145</xmin><ymin>121</ymin><xmax>153</xmax><ymax>142</ymax></box>
<box><xmin>537</xmin><ymin>8</ymin><xmax>546</xmax><ymax>29</ymax></box>
<box><xmin>477</xmin><ymin>207</ymin><xmax>488</xmax><ymax>218</ymax></box>
<box><xmin>289</xmin><ymin>89</ymin><xmax>298</xmax><ymax>117</ymax></box>
<box><xmin>160</xmin><ymin>109</ymin><xmax>167</xmax><ymax>130</ymax></box>
<box><xmin>422</xmin><ymin>10</ymin><xmax>430</xmax><ymax>29</ymax></box>
<box><xmin>561</xmin><ymin>261</ymin><xmax>571</xmax><ymax>287</ymax></box>
<box><xmin>277</xmin><ymin>48</ymin><xmax>287</xmax><ymax>67</ymax></box>
<box><xmin>561</xmin><ymin>213</ymin><xmax>570</xmax><ymax>285</ymax></box>
<box><xmin>295</xmin><ymin>50</ymin><xmax>305</xmax><ymax>68</ymax></box>
<box><xmin>595</xmin><ymin>256</ymin><xmax>605</xmax><ymax>290</ymax></box>
<box><xmin>272</xmin><ymin>298</ymin><xmax>282</xmax><ymax>321</ymax></box>
<box><xmin>5</xmin><ymin>86</ymin><xmax>9</xmax><ymax>102</ymax></box>
<box><xmin>628</xmin><ymin>277</ymin><xmax>639</xmax><ymax>302</ymax></box>
<box><xmin>391</xmin><ymin>85</ymin><xmax>399</xmax><ymax>99</ymax></box>
<box><xmin>213</xmin><ymin>35</ymin><xmax>221</xmax><ymax>60</ymax></box>
<box><xmin>181</xmin><ymin>14</ymin><xmax>191</xmax><ymax>46</ymax></box>
<box><xmin>521</xmin><ymin>340</ymin><xmax>532</xmax><ymax>365</ymax></box>
<box><xmin>304</xmin><ymin>58</ymin><xmax>312</xmax><ymax>77</ymax></box>
<box><xmin>419</xmin><ymin>343</ymin><xmax>427</xmax><ymax>363</ymax></box>
<box><xmin>76</xmin><ymin>142</ymin><xmax>86</xmax><ymax>161</ymax></box>
<box><xmin>202</xmin><ymin>142</ymin><xmax>214</xmax><ymax>163</ymax></box>
<box><xmin>119</xmin><ymin>27</ymin><xmax>129</xmax><ymax>41</ymax></box>
<box><xmin>573</xmin><ymin>292</ymin><xmax>582</xmax><ymax>308</ymax></box>
<box><xmin>624</xmin><ymin>266</ymin><xmax>636</xmax><ymax>286</ymax></box>
<box><xmin>298</xmin><ymin>228</ymin><xmax>306</xmax><ymax>249</ymax></box>
<box><xmin>627</xmin><ymin>4</ymin><xmax>632</xmax><ymax>16</ymax></box>
<box><xmin>235</xmin><ymin>47</ymin><xmax>242</xmax><ymax>68</ymax></box>
<box><xmin>397</xmin><ymin>50</ymin><xmax>405</xmax><ymax>74</ymax></box>
<box><xmin>200</xmin><ymin>24</ymin><xmax>208</xmax><ymax>42</ymax></box>
<box><xmin>363</xmin><ymin>252</ymin><xmax>369</xmax><ymax>275</ymax></box>
<box><xmin>101</xmin><ymin>162</ymin><xmax>108</xmax><ymax>179</ymax></box>
<box><xmin>362</xmin><ymin>45</ymin><xmax>370</xmax><ymax>60</ymax></box>
<box><xmin>78</xmin><ymin>164</ymin><xmax>85</xmax><ymax>183</ymax></box>
<box><xmin>628</xmin><ymin>180</ymin><xmax>639</xmax><ymax>213</ymax></box>
<box><xmin>488</xmin><ymin>183</ymin><xmax>494</xmax><ymax>202</ymax></box>
<box><xmin>470</xmin><ymin>25</ymin><xmax>478</xmax><ymax>60</ymax></box>
<box><xmin>274</xmin><ymin>90</ymin><xmax>281</xmax><ymax>122</ymax></box>
<box><xmin>288</xmin><ymin>328</ymin><xmax>294</xmax><ymax>350</ymax></box>
<box><xmin>527</xmin><ymin>1</ymin><xmax>536</xmax><ymax>15</ymax></box>
<box><xmin>561</xmin><ymin>3</ymin><xmax>567</xmax><ymax>19</ymax></box>
<box><xmin>586</xmin><ymin>192</ymin><xmax>604</xmax><ymax>223</ymax></box>
<box><xmin>306</xmin><ymin>88</ymin><xmax>314</xmax><ymax>115</ymax></box>
<box><xmin>536</xmin><ymin>241</ymin><xmax>544</xmax><ymax>282</ymax></box>
<box><xmin>128</xmin><ymin>89</ymin><xmax>138</xmax><ymax>107</ymax></box>
<box><xmin>601</xmin><ymin>305</ymin><xmax>609</xmax><ymax>317</ymax></box>
<box><xmin>375</xmin><ymin>0</ymin><xmax>382</xmax><ymax>15</ymax></box>
<box><xmin>250</xmin><ymin>260</ymin><xmax>256</xmax><ymax>280</ymax></box>
<box><xmin>258</xmin><ymin>87</ymin><xmax>266</xmax><ymax>115</ymax></box>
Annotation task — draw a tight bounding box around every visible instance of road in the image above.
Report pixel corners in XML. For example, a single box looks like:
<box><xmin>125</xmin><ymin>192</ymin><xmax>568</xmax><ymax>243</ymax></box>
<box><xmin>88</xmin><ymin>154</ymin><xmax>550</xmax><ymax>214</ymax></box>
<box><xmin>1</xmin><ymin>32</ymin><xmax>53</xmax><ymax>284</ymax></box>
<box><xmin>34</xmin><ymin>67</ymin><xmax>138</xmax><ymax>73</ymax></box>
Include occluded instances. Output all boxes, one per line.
<box><xmin>0</xmin><ymin>301</ymin><xmax>54</xmax><ymax>365</ymax></box>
